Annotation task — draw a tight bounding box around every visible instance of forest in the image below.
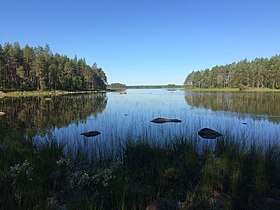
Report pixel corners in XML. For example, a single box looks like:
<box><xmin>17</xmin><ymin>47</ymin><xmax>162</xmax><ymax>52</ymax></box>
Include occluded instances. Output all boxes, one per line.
<box><xmin>184</xmin><ymin>55</ymin><xmax>280</xmax><ymax>89</ymax></box>
<box><xmin>0</xmin><ymin>42</ymin><xmax>107</xmax><ymax>91</ymax></box>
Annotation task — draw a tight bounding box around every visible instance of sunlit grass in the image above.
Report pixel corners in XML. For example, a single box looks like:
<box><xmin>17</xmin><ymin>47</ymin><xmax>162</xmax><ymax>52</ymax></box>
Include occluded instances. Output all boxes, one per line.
<box><xmin>3</xmin><ymin>90</ymin><xmax>105</xmax><ymax>98</ymax></box>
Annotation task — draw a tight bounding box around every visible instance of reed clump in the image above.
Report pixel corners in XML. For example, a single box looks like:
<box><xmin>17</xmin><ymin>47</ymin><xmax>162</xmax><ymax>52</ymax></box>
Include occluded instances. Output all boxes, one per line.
<box><xmin>0</xmin><ymin>134</ymin><xmax>279</xmax><ymax>209</ymax></box>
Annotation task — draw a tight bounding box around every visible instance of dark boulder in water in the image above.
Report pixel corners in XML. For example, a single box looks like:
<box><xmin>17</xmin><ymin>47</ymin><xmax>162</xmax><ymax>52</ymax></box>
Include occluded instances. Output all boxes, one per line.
<box><xmin>198</xmin><ymin>128</ymin><xmax>222</xmax><ymax>139</ymax></box>
<box><xmin>81</xmin><ymin>131</ymin><xmax>101</xmax><ymax>137</ymax></box>
<box><xmin>151</xmin><ymin>118</ymin><xmax>182</xmax><ymax>124</ymax></box>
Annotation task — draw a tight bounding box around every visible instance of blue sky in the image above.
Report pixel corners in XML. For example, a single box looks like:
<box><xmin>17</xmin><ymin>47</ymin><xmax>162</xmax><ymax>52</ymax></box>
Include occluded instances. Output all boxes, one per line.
<box><xmin>1</xmin><ymin>0</ymin><xmax>280</xmax><ymax>85</ymax></box>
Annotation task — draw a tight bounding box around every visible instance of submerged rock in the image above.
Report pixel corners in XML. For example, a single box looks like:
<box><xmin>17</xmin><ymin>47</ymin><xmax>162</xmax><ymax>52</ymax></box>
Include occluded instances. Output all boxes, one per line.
<box><xmin>198</xmin><ymin>128</ymin><xmax>222</xmax><ymax>139</ymax></box>
<box><xmin>80</xmin><ymin>131</ymin><xmax>101</xmax><ymax>137</ymax></box>
<box><xmin>151</xmin><ymin>118</ymin><xmax>182</xmax><ymax>124</ymax></box>
<box><xmin>0</xmin><ymin>111</ymin><xmax>5</xmax><ymax>116</ymax></box>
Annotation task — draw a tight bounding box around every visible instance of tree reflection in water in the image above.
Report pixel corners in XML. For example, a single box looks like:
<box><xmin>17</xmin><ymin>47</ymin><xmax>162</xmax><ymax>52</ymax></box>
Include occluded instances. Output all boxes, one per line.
<box><xmin>0</xmin><ymin>93</ymin><xmax>107</xmax><ymax>138</ymax></box>
<box><xmin>184</xmin><ymin>91</ymin><xmax>280</xmax><ymax>123</ymax></box>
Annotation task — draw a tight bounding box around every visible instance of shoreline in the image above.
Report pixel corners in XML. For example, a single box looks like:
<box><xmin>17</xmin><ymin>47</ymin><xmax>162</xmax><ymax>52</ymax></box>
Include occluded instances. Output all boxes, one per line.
<box><xmin>2</xmin><ymin>87</ymin><xmax>279</xmax><ymax>98</ymax></box>
<box><xmin>185</xmin><ymin>87</ymin><xmax>280</xmax><ymax>92</ymax></box>
<box><xmin>0</xmin><ymin>89</ymin><xmax>107</xmax><ymax>98</ymax></box>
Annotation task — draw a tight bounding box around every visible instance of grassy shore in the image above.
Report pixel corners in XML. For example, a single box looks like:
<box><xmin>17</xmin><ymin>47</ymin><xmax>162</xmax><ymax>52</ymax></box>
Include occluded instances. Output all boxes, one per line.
<box><xmin>2</xmin><ymin>87</ymin><xmax>279</xmax><ymax>98</ymax></box>
<box><xmin>185</xmin><ymin>87</ymin><xmax>280</xmax><ymax>92</ymax></box>
<box><xmin>186</xmin><ymin>88</ymin><xmax>240</xmax><ymax>92</ymax></box>
<box><xmin>0</xmin><ymin>90</ymin><xmax>106</xmax><ymax>98</ymax></box>
<box><xmin>1</xmin><ymin>133</ymin><xmax>279</xmax><ymax>210</ymax></box>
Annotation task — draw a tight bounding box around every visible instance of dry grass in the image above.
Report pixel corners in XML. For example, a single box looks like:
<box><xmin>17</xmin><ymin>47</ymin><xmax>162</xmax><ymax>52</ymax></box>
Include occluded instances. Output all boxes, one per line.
<box><xmin>0</xmin><ymin>91</ymin><xmax>6</xmax><ymax>98</ymax></box>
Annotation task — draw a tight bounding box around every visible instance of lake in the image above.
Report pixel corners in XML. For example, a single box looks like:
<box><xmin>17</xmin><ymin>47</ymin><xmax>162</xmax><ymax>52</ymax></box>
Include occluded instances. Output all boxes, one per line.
<box><xmin>1</xmin><ymin>89</ymin><xmax>279</xmax><ymax>157</ymax></box>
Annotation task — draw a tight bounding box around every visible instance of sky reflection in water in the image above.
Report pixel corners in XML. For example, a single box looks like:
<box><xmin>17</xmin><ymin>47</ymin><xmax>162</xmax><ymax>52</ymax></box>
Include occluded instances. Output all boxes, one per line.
<box><xmin>36</xmin><ymin>89</ymin><xmax>280</xmax><ymax>156</ymax></box>
<box><xmin>1</xmin><ymin>89</ymin><xmax>279</xmax><ymax>157</ymax></box>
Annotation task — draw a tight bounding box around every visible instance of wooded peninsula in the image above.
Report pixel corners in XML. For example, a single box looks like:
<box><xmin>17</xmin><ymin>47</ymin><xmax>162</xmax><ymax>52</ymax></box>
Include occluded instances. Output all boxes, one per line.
<box><xmin>0</xmin><ymin>42</ymin><xmax>107</xmax><ymax>91</ymax></box>
<box><xmin>184</xmin><ymin>55</ymin><xmax>280</xmax><ymax>89</ymax></box>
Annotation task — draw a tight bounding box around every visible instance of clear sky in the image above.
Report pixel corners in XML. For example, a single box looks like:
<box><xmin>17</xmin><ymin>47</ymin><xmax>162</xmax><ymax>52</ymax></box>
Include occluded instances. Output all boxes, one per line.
<box><xmin>0</xmin><ymin>0</ymin><xmax>280</xmax><ymax>85</ymax></box>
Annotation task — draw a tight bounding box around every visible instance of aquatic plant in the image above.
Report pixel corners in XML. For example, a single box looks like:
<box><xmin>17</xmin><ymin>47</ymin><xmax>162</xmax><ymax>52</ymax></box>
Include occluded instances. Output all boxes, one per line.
<box><xmin>0</xmin><ymin>133</ymin><xmax>279</xmax><ymax>209</ymax></box>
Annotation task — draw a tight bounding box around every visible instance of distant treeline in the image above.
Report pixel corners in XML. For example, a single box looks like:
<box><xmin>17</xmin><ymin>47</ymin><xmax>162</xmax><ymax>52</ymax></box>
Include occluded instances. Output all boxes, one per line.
<box><xmin>0</xmin><ymin>42</ymin><xmax>107</xmax><ymax>91</ymax></box>
<box><xmin>127</xmin><ymin>84</ymin><xmax>184</xmax><ymax>89</ymax></box>
<box><xmin>107</xmin><ymin>83</ymin><xmax>127</xmax><ymax>89</ymax></box>
<box><xmin>184</xmin><ymin>55</ymin><xmax>280</xmax><ymax>89</ymax></box>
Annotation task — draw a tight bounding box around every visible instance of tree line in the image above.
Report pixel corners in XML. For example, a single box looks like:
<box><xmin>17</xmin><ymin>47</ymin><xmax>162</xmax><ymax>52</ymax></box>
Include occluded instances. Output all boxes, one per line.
<box><xmin>0</xmin><ymin>42</ymin><xmax>107</xmax><ymax>91</ymax></box>
<box><xmin>107</xmin><ymin>83</ymin><xmax>127</xmax><ymax>90</ymax></box>
<box><xmin>184</xmin><ymin>55</ymin><xmax>280</xmax><ymax>89</ymax></box>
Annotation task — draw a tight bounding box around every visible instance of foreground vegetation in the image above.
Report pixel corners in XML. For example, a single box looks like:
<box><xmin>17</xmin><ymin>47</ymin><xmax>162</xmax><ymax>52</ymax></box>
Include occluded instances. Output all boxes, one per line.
<box><xmin>1</xmin><ymin>133</ymin><xmax>279</xmax><ymax>210</ymax></box>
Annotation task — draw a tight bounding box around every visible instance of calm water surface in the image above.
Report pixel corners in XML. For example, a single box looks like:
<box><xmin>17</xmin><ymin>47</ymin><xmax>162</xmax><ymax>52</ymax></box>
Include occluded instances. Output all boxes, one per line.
<box><xmin>1</xmin><ymin>89</ymin><xmax>279</xmax><ymax>156</ymax></box>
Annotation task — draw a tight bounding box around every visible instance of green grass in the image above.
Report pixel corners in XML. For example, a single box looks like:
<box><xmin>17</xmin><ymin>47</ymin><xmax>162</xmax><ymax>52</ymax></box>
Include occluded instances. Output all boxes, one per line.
<box><xmin>5</xmin><ymin>90</ymin><xmax>60</xmax><ymax>97</ymax></box>
<box><xmin>0</xmin><ymin>134</ymin><xmax>279</xmax><ymax>209</ymax></box>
